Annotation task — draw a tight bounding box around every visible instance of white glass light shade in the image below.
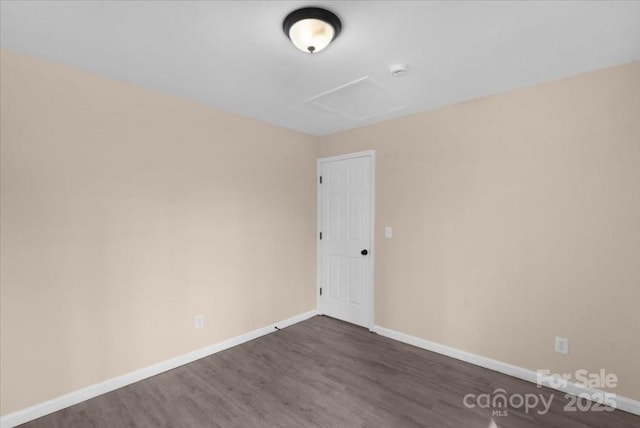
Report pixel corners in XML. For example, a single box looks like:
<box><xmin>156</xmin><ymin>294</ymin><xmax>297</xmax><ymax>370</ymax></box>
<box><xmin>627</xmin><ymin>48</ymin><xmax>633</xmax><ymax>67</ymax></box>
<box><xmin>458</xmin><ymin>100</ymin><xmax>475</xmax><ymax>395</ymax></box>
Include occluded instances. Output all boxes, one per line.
<box><xmin>288</xmin><ymin>18</ymin><xmax>336</xmax><ymax>54</ymax></box>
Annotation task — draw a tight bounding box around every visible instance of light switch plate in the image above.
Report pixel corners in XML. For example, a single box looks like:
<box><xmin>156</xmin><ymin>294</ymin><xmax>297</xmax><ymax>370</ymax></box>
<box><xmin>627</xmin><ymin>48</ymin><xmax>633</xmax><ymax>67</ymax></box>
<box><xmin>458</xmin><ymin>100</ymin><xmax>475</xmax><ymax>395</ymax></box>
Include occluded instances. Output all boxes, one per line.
<box><xmin>385</xmin><ymin>226</ymin><xmax>393</xmax><ymax>239</ymax></box>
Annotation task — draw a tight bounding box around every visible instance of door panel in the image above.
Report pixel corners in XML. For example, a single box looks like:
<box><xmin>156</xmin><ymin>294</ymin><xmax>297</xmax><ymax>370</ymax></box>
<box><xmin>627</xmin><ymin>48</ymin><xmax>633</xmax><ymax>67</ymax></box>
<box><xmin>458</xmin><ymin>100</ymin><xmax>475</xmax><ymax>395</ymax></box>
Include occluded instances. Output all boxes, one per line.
<box><xmin>349</xmin><ymin>195</ymin><xmax>363</xmax><ymax>241</ymax></box>
<box><xmin>328</xmin><ymin>255</ymin><xmax>341</xmax><ymax>299</ymax></box>
<box><xmin>348</xmin><ymin>257</ymin><xmax>363</xmax><ymax>305</ymax></box>
<box><xmin>319</xmin><ymin>154</ymin><xmax>373</xmax><ymax>328</ymax></box>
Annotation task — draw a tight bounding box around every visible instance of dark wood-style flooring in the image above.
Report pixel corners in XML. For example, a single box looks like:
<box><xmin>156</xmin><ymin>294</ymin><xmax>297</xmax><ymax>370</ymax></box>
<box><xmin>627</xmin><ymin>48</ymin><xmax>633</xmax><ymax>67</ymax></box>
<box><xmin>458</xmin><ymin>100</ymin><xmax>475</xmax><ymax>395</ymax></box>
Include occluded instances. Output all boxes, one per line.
<box><xmin>20</xmin><ymin>315</ymin><xmax>639</xmax><ymax>427</ymax></box>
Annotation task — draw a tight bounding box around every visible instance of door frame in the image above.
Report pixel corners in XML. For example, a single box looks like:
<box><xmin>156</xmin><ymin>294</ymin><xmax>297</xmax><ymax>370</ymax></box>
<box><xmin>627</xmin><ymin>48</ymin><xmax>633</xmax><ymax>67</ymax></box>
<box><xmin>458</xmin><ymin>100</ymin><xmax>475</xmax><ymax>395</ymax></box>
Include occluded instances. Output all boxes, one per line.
<box><xmin>316</xmin><ymin>150</ymin><xmax>376</xmax><ymax>330</ymax></box>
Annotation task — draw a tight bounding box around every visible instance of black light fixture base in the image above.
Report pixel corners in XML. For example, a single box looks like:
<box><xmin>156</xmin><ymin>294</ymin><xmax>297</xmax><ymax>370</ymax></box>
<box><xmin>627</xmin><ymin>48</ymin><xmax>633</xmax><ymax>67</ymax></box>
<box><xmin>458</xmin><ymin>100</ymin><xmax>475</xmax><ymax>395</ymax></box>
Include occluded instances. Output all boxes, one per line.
<box><xmin>283</xmin><ymin>7</ymin><xmax>342</xmax><ymax>51</ymax></box>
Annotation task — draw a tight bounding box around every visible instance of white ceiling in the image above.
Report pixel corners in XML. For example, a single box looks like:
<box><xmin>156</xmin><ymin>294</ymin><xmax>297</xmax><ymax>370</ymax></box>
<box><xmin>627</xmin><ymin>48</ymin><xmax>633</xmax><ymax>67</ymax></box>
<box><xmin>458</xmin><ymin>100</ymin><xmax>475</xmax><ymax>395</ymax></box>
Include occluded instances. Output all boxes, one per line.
<box><xmin>1</xmin><ymin>1</ymin><xmax>639</xmax><ymax>136</ymax></box>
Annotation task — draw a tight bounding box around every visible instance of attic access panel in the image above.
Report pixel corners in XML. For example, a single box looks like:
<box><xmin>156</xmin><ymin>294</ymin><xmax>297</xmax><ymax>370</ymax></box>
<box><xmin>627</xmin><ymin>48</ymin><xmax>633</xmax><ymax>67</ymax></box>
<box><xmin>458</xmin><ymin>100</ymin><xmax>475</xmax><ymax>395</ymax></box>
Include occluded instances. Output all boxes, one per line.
<box><xmin>305</xmin><ymin>77</ymin><xmax>407</xmax><ymax>120</ymax></box>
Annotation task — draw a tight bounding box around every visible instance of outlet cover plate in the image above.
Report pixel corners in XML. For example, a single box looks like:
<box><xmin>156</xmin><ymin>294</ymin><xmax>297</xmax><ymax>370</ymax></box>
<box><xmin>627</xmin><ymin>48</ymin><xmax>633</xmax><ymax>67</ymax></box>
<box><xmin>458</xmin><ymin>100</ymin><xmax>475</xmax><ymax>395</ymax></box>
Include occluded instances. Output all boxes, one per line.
<box><xmin>195</xmin><ymin>314</ymin><xmax>204</xmax><ymax>329</ymax></box>
<box><xmin>555</xmin><ymin>336</ymin><xmax>569</xmax><ymax>355</ymax></box>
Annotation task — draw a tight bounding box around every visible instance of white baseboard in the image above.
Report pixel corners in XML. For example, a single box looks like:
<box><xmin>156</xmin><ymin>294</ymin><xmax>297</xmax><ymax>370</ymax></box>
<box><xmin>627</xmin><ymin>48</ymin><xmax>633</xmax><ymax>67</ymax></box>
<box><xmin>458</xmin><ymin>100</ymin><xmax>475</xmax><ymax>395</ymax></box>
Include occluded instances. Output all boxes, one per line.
<box><xmin>373</xmin><ymin>325</ymin><xmax>640</xmax><ymax>417</ymax></box>
<box><xmin>0</xmin><ymin>310</ymin><xmax>317</xmax><ymax>428</ymax></box>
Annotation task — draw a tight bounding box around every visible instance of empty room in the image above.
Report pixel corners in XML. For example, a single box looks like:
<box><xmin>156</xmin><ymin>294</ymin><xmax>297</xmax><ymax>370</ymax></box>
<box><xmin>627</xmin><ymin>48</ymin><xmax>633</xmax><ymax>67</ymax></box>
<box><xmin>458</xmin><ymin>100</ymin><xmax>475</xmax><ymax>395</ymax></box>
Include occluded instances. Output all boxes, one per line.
<box><xmin>1</xmin><ymin>1</ymin><xmax>639</xmax><ymax>427</ymax></box>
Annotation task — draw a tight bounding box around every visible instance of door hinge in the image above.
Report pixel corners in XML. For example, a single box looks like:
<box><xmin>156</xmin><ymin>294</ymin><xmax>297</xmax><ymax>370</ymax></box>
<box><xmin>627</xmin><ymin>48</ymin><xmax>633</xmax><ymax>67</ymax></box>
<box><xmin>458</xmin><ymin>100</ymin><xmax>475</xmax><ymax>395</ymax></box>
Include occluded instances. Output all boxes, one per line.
<box><xmin>320</xmin><ymin>287</ymin><xmax>323</xmax><ymax>296</ymax></box>
<box><xmin>319</xmin><ymin>176</ymin><xmax>323</xmax><ymax>184</ymax></box>
<box><xmin>319</xmin><ymin>232</ymin><xmax>322</xmax><ymax>240</ymax></box>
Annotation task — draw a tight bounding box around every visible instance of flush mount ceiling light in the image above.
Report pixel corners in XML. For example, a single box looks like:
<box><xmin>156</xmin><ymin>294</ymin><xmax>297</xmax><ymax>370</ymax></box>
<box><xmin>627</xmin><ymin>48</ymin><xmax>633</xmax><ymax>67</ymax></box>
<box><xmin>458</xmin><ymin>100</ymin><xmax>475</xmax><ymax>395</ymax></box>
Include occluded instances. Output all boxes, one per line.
<box><xmin>283</xmin><ymin>7</ymin><xmax>342</xmax><ymax>54</ymax></box>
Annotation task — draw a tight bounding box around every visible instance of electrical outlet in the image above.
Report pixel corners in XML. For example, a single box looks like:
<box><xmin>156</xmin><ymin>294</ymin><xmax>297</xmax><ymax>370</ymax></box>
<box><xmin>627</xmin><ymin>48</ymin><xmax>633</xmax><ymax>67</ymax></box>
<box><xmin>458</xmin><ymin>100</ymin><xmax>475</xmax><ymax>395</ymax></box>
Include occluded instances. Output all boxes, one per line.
<box><xmin>555</xmin><ymin>336</ymin><xmax>569</xmax><ymax>355</ymax></box>
<box><xmin>194</xmin><ymin>314</ymin><xmax>204</xmax><ymax>329</ymax></box>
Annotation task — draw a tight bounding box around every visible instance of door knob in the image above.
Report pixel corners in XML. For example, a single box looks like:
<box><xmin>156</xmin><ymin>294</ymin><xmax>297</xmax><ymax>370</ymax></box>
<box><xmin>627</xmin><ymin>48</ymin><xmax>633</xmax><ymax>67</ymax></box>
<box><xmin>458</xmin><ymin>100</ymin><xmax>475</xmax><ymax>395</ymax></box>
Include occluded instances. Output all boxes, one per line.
<box><xmin>361</xmin><ymin>249</ymin><xmax>368</xmax><ymax>255</ymax></box>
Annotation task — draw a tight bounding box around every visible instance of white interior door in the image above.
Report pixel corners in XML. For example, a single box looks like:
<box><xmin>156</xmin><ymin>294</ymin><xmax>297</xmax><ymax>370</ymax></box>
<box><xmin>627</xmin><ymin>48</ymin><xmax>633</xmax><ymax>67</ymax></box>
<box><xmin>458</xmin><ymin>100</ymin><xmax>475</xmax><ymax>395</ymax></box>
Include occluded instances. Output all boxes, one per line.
<box><xmin>318</xmin><ymin>151</ymin><xmax>374</xmax><ymax>328</ymax></box>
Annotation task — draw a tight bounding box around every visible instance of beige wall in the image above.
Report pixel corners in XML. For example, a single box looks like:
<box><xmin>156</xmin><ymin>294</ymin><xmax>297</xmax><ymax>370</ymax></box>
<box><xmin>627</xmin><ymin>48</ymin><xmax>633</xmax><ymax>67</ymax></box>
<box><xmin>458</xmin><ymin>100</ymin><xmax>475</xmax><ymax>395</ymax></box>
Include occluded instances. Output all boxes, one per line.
<box><xmin>0</xmin><ymin>49</ymin><xmax>318</xmax><ymax>415</ymax></box>
<box><xmin>2</xmin><ymin>47</ymin><xmax>639</xmax><ymax>417</ymax></box>
<box><xmin>320</xmin><ymin>62</ymin><xmax>640</xmax><ymax>401</ymax></box>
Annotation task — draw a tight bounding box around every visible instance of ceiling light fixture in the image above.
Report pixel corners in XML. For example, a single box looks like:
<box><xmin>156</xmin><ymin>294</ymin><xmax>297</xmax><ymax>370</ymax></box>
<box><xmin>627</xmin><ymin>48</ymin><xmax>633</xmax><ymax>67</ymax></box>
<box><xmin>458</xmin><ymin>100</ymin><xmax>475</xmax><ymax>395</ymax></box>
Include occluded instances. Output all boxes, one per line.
<box><xmin>283</xmin><ymin>7</ymin><xmax>342</xmax><ymax>54</ymax></box>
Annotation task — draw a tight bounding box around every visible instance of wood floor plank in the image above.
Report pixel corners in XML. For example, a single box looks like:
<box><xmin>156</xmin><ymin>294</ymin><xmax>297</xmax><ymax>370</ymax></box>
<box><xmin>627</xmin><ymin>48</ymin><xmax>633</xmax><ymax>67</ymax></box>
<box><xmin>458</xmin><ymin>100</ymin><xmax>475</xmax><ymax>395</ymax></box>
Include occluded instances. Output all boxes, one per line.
<box><xmin>19</xmin><ymin>316</ymin><xmax>639</xmax><ymax>427</ymax></box>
